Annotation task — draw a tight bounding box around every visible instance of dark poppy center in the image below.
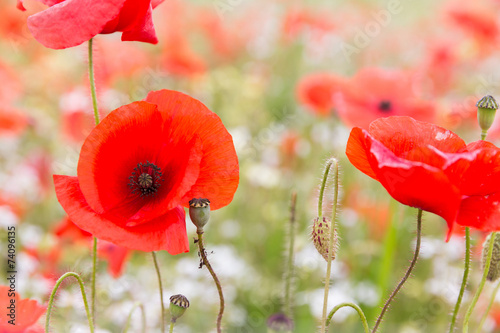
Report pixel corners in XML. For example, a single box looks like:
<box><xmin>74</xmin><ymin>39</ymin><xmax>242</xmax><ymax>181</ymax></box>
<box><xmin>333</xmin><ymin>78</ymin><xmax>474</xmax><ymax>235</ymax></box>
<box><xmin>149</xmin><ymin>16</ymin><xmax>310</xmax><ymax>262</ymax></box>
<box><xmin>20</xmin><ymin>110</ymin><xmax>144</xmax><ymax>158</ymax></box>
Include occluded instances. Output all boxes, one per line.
<box><xmin>378</xmin><ymin>100</ymin><xmax>392</xmax><ymax>113</ymax></box>
<box><xmin>128</xmin><ymin>161</ymin><xmax>163</xmax><ymax>197</ymax></box>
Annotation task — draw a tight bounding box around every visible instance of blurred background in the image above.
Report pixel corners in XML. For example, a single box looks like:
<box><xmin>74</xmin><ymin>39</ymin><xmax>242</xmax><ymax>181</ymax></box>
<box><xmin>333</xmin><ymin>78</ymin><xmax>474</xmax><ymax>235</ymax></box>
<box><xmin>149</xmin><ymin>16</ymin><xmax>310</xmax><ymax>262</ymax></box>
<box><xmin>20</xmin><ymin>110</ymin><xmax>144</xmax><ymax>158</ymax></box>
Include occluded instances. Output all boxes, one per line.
<box><xmin>2</xmin><ymin>0</ymin><xmax>500</xmax><ymax>331</ymax></box>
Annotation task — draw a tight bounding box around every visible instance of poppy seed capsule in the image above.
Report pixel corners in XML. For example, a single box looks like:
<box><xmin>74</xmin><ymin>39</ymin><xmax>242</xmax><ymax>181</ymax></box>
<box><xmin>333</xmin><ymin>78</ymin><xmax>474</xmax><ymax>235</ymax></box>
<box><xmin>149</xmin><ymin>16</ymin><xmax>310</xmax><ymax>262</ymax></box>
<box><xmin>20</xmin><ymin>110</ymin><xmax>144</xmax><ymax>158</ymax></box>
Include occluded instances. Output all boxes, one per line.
<box><xmin>169</xmin><ymin>294</ymin><xmax>190</xmax><ymax>322</ymax></box>
<box><xmin>481</xmin><ymin>233</ymin><xmax>500</xmax><ymax>282</ymax></box>
<box><xmin>267</xmin><ymin>313</ymin><xmax>294</xmax><ymax>333</ymax></box>
<box><xmin>189</xmin><ymin>198</ymin><xmax>210</xmax><ymax>230</ymax></box>
<box><xmin>476</xmin><ymin>95</ymin><xmax>498</xmax><ymax>134</ymax></box>
<box><xmin>311</xmin><ymin>217</ymin><xmax>338</xmax><ymax>262</ymax></box>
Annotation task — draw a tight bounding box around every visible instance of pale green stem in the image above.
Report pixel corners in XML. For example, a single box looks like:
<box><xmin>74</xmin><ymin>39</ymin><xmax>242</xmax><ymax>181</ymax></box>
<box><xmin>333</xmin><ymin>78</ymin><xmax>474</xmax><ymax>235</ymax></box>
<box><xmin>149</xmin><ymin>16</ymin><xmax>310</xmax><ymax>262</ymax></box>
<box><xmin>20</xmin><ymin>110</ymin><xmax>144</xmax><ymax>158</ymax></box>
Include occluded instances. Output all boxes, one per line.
<box><xmin>372</xmin><ymin>209</ymin><xmax>423</xmax><ymax>333</ymax></box>
<box><xmin>326</xmin><ymin>302</ymin><xmax>370</xmax><ymax>333</ymax></box>
<box><xmin>463</xmin><ymin>232</ymin><xmax>497</xmax><ymax>332</ymax></box>
<box><xmin>317</xmin><ymin>159</ymin><xmax>334</xmax><ymax>219</ymax></box>
<box><xmin>169</xmin><ymin>321</ymin><xmax>175</xmax><ymax>333</ymax></box>
<box><xmin>320</xmin><ymin>159</ymin><xmax>339</xmax><ymax>333</ymax></box>
<box><xmin>123</xmin><ymin>302</ymin><xmax>147</xmax><ymax>333</ymax></box>
<box><xmin>45</xmin><ymin>272</ymin><xmax>94</xmax><ymax>333</ymax></box>
<box><xmin>91</xmin><ymin>237</ymin><xmax>97</xmax><ymax>326</ymax></box>
<box><xmin>476</xmin><ymin>280</ymin><xmax>500</xmax><ymax>333</ymax></box>
<box><xmin>152</xmin><ymin>251</ymin><xmax>166</xmax><ymax>333</ymax></box>
<box><xmin>284</xmin><ymin>192</ymin><xmax>297</xmax><ymax>317</ymax></box>
<box><xmin>449</xmin><ymin>227</ymin><xmax>471</xmax><ymax>332</ymax></box>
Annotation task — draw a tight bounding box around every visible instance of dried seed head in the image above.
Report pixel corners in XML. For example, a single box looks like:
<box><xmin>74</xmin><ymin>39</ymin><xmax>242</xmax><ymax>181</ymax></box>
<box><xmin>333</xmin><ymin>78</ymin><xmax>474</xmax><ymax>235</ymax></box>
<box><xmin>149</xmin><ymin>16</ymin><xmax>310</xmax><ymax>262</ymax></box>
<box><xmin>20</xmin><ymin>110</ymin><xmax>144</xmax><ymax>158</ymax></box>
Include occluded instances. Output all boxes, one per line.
<box><xmin>482</xmin><ymin>233</ymin><xmax>500</xmax><ymax>282</ymax></box>
<box><xmin>267</xmin><ymin>313</ymin><xmax>294</xmax><ymax>333</ymax></box>
<box><xmin>169</xmin><ymin>294</ymin><xmax>190</xmax><ymax>322</ymax></box>
<box><xmin>477</xmin><ymin>95</ymin><xmax>499</xmax><ymax>135</ymax></box>
<box><xmin>311</xmin><ymin>217</ymin><xmax>338</xmax><ymax>262</ymax></box>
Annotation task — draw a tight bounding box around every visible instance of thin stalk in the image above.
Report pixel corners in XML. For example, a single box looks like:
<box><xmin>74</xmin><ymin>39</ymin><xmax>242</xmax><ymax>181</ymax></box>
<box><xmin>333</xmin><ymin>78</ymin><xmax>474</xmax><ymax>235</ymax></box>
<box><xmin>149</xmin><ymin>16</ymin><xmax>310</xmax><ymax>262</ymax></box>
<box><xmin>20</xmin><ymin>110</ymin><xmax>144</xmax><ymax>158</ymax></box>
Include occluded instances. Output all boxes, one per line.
<box><xmin>88</xmin><ymin>38</ymin><xmax>100</xmax><ymax>326</ymax></box>
<box><xmin>197</xmin><ymin>229</ymin><xmax>224</xmax><ymax>333</ymax></box>
<box><xmin>123</xmin><ymin>302</ymin><xmax>146</xmax><ymax>333</ymax></box>
<box><xmin>449</xmin><ymin>227</ymin><xmax>471</xmax><ymax>333</ymax></box>
<box><xmin>326</xmin><ymin>302</ymin><xmax>370</xmax><ymax>333</ymax></box>
<box><xmin>476</xmin><ymin>280</ymin><xmax>500</xmax><ymax>333</ymax></box>
<box><xmin>372</xmin><ymin>209</ymin><xmax>423</xmax><ymax>333</ymax></box>
<box><xmin>320</xmin><ymin>159</ymin><xmax>339</xmax><ymax>333</ymax></box>
<box><xmin>463</xmin><ymin>231</ymin><xmax>497</xmax><ymax>332</ymax></box>
<box><xmin>169</xmin><ymin>321</ymin><xmax>175</xmax><ymax>333</ymax></box>
<box><xmin>284</xmin><ymin>192</ymin><xmax>297</xmax><ymax>317</ymax></box>
<box><xmin>317</xmin><ymin>159</ymin><xmax>335</xmax><ymax>219</ymax></box>
<box><xmin>45</xmin><ymin>272</ymin><xmax>94</xmax><ymax>333</ymax></box>
<box><xmin>152</xmin><ymin>251</ymin><xmax>166</xmax><ymax>333</ymax></box>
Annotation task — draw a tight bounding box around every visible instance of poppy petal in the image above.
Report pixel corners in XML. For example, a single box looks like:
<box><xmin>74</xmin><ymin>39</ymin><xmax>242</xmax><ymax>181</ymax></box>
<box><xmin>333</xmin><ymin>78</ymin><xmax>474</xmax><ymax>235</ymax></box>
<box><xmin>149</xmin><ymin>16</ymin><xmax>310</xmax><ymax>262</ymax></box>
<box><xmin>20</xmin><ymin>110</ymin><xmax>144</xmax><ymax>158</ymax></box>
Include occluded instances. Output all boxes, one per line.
<box><xmin>54</xmin><ymin>175</ymin><xmax>189</xmax><ymax>253</ymax></box>
<box><xmin>145</xmin><ymin>90</ymin><xmax>239</xmax><ymax>210</ymax></box>
<box><xmin>27</xmin><ymin>0</ymin><xmax>127</xmax><ymax>49</ymax></box>
<box><xmin>121</xmin><ymin>5</ymin><xmax>158</xmax><ymax>44</ymax></box>
<box><xmin>457</xmin><ymin>192</ymin><xmax>500</xmax><ymax>231</ymax></box>
<box><xmin>346</xmin><ymin>127</ymin><xmax>378</xmax><ymax>180</ymax></box>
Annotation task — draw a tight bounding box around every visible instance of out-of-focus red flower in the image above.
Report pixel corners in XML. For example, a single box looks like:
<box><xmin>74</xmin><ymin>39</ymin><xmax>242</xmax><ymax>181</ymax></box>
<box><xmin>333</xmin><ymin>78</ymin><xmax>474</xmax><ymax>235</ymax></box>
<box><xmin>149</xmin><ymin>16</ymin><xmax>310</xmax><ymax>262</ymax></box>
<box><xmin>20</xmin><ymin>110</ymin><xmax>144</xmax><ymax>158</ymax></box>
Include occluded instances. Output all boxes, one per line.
<box><xmin>282</xmin><ymin>7</ymin><xmax>335</xmax><ymax>42</ymax></box>
<box><xmin>162</xmin><ymin>39</ymin><xmax>206</xmax><ymax>77</ymax></box>
<box><xmin>296</xmin><ymin>73</ymin><xmax>344</xmax><ymax>116</ymax></box>
<box><xmin>54</xmin><ymin>216</ymin><xmax>131</xmax><ymax>278</ymax></box>
<box><xmin>53</xmin><ymin>90</ymin><xmax>239</xmax><ymax>253</ymax></box>
<box><xmin>346</xmin><ymin>116</ymin><xmax>500</xmax><ymax>237</ymax></box>
<box><xmin>19</xmin><ymin>0</ymin><xmax>165</xmax><ymax>49</ymax></box>
<box><xmin>0</xmin><ymin>286</ymin><xmax>45</xmax><ymax>332</ymax></box>
<box><xmin>25</xmin><ymin>246</ymin><xmax>61</xmax><ymax>281</ymax></box>
<box><xmin>335</xmin><ymin>68</ymin><xmax>436</xmax><ymax>128</ymax></box>
<box><xmin>0</xmin><ymin>108</ymin><xmax>29</xmax><ymax>137</ymax></box>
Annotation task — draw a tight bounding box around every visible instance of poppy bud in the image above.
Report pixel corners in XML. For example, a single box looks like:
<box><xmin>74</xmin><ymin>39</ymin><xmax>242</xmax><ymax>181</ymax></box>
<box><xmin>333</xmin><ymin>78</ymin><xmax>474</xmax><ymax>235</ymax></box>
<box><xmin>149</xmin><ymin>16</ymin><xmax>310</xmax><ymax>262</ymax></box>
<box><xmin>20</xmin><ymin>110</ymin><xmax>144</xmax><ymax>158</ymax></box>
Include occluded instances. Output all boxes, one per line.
<box><xmin>169</xmin><ymin>294</ymin><xmax>190</xmax><ymax>322</ymax></box>
<box><xmin>476</xmin><ymin>95</ymin><xmax>498</xmax><ymax>138</ymax></box>
<box><xmin>189</xmin><ymin>198</ymin><xmax>210</xmax><ymax>231</ymax></box>
<box><xmin>311</xmin><ymin>217</ymin><xmax>338</xmax><ymax>262</ymax></box>
<box><xmin>267</xmin><ymin>313</ymin><xmax>294</xmax><ymax>333</ymax></box>
<box><xmin>481</xmin><ymin>233</ymin><xmax>500</xmax><ymax>282</ymax></box>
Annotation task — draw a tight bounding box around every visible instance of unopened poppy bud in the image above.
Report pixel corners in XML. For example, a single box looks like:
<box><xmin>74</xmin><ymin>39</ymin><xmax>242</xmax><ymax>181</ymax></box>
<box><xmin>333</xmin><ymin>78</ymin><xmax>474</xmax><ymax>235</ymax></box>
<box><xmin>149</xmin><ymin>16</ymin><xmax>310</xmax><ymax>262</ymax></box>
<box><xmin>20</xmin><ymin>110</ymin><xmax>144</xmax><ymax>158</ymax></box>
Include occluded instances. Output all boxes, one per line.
<box><xmin>169</xmin><ymin>294</ymin><xmax>190</xmax><ymax>322</ymax></box>
<box><xmin>311</xmin><ymin>217</ymin><xmax>338</xmax><ymax>262</ymax></box>
<box><xmin>189</xmin><ymin>198</ymin><xmax>210</xmax><ymax>230</ymax></box>
<box><xmin>482</xmin><ymin>233</ymin><xmax>500</xmax><ymax>282</ymax></box>
<box><xmin>476</xmin><ymin>95</ymin><xmax>498</xmax><ymax>136</ymax></box>
<box><xmin>267</xmin><ymin>313</ymin><xmax>294</xmax><ymax>333</ymax></box>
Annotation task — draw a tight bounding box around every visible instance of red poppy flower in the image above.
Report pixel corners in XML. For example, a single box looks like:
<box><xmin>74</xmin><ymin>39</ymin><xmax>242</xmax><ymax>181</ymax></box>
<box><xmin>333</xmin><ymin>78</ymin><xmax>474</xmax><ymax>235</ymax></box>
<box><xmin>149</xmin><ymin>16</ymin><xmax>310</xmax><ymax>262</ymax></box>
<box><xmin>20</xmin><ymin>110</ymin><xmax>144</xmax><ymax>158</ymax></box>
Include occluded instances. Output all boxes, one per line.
<box><xmin>335</xmin><ymin>68</ymin><xmax>436</xmax><ymax>128</ymax></box>
<box><xmin>19</xmin><ymin>0</ymin><xmax>165</xmax><ymax>49</ymax></box>
<box><xmin>53</xmin><ymin>90</ymin><xmax>239</xmax><ymax>253</ymax></box>
<box><xmin>296</xmin><ymin>73</ymin><xmax>344</xmax><ymax>116</ymax></box>
<box><xmin>0</xmin><ymin>285</ymin><xmax>45</xmax><ymax>332</ymax></box>
<box><xmin>346</xmin><ymin>116</ymin><xmax>500</xmax><ymax>237</ymax></box>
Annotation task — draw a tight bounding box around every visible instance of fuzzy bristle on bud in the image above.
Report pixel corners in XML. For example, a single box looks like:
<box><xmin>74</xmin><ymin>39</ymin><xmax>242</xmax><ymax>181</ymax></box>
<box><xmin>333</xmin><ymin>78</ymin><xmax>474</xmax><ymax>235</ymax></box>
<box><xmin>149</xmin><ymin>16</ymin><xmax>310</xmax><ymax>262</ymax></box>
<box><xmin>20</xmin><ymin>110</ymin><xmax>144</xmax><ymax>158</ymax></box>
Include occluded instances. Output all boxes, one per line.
<box><xmin>482</xmin><ymin>233</ymin><xmax>500</xmax><ymax>282</ymax></box>
<box><xmin>312</xmin><ymin>217</ymin><xmax>338</xmax><ymax>262</ymax></box>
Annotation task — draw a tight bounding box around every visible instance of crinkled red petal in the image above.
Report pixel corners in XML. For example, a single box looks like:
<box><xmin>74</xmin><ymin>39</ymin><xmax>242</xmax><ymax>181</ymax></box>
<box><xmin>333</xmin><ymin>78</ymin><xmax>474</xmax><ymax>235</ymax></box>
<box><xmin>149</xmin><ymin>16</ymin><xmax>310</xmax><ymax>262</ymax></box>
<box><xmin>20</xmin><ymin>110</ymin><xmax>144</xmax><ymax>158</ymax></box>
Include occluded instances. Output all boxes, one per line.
<box><xmin>457</xmin><ymin>192</ymin><xmax>500</xmax><ymax>231</ymax></box>
<box><xmin>27</xmin><ymin>0</ymin><xmax>127</xmax><ymax>49</ymax></box>
<box><xmin>145</xmin><ymin>90</ymin><xmax>239</xmax><ymax>210</ymax></box>
<box><xmin>54</xmin><ymin>175</ymin><xmax>189</xmax><ymax>253</ymax></box>
<box><xmin>121</xmin><ymin>4</ymin><xmax>158</xmax><ymax>44</ymax></box>
<box><xmin>0</xmin><ymin>286</ymin><xmax>46</xmax><ymax>330</ymax></box>
<box><xmin>346</xmin><ymin>127</ymin><xmax>378</xmax><ymax>180</ymax></box>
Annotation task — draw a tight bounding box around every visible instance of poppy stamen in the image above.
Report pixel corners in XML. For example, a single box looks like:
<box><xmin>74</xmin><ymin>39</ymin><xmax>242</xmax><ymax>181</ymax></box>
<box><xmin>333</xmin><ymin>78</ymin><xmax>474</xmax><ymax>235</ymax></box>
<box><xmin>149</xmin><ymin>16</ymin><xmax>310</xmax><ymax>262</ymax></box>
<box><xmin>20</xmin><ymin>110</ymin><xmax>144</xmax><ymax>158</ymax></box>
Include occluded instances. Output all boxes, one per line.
<box><xmin>128</xmin><ymin>161</ymin><xmax>163</xmax><ymax>197</ymax></box>
<box><xmin>378</xmin><ymin>100</ymin><xmax>392</xmax><ymax>113</ymax></box>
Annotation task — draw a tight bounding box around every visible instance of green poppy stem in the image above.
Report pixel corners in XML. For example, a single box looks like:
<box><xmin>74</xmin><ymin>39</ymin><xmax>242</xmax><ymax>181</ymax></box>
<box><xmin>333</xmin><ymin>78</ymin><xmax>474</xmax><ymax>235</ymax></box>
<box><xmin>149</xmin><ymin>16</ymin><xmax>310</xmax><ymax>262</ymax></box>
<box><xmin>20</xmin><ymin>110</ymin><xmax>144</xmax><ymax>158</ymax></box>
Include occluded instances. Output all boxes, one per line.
<box><xmin>463</xmin><ymin>231</ymin><xmax>497</xmax><ymax>332</ymax></box>
<box><xmin>197</xmin><ymin>229</ymin><xmax>225</xmax><ymax>333</ymax></box>
<box><xmin>45</xmin><ymin>272</ymin><xmax>94</xmax><ymax>332</ymax></box>
<box><xmin>123</xmin><ymin>302</ymin><xmax>146</xmax><ymax>333</ymax></box>
<box><xmin>169</xmin><ymin>321</ymin><xmax>175</xmax><ymax>333</ymax></box>
<box><xmin>372</xmin><ymin>208</ymin><xmax>423</xmax><ymax>333</ymax></box>
<box><xmin>476</xmin><ymin>280</ymin><xmax>500</xmax><ymax>333</ymax></box>
<box><xmin>317</xmin><ymin>159</ymin><xmax>334</xmax><ymax>220</ymax></box>
<box><xmin>326</xmin><ymin>302</ymin><xmax>370</xmax><ymax>333</ymax></box>
<box><xmin>320</xmin><ymin>158</ymin><xmax>339</xmax><ymax>333</ymax></box>
<box><xmin>152</xmin><ymin>251</ymin><xmax>166</xmax><ymax>333</ymax></box>
<box><xmin>448</xmin><ymin>227</ymin><xmax>471</xmax><ymax>333</ymax></box>
<box><xmin>284</xmin><ymin>192</ymin><xmax>297</xmax><ymax>318</ymax></box>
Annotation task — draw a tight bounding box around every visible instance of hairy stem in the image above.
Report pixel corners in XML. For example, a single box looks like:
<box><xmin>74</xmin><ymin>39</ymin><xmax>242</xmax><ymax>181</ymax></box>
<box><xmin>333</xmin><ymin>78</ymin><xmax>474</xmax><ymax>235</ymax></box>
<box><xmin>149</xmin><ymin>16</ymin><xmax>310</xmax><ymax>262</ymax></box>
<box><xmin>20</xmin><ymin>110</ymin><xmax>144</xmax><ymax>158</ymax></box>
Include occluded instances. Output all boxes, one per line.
<box><xmin>476</xmin><ymin>280</ymin><xmax>500</xmax><ymax>333</ymax></box>
<box><xmin>463</xmin><ymin>231</ymin><xmax>497</xmax><ymax>332</ymax></box>
<box><xmin>197</xmin><ymin>230</ymin><xmax>224</xmax><ymax>333</ymax></box>
<box><xmin>152</xmin><ymin>251</ymin><xmax>165</xmax><ymax>333</ymax></box>
<box><xmin>326</xmin><ymin>302</ymin><xmax>370</xmax><ymax>333</ymax></box>
<box><xmin>372</xmin><ymin>209</ymin><xmax>423</xmax><ymax>333</ymax></box>
<box><xmin>284</xmin><ymin>192</ymin><xmax>297</xmax><ymax>317</ymax></box>
<box><xmin>320</xmin><ymin>159</ymin><xmax>339</xmax><ymax>333</ymax></box>
<box><xmin>45</xmin><ymin>272</ymin><xmax>94</xmax><ymax>333</ymax></box>
<box><xmin>449</xmin><ymin>227</ymin><xmax>471</xmax><ymax>333</ymax></box>
<box><xmin>317</xmin><ymin>159</ymin><xmax>335</xmax><ymax>219</ymax></box>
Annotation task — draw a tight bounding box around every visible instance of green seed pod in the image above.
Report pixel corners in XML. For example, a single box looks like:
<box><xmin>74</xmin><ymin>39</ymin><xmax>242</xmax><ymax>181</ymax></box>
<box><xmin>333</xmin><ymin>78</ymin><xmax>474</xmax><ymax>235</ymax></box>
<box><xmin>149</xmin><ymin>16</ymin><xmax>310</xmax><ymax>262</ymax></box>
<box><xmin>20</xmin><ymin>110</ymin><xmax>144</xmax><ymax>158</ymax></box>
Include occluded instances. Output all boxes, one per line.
<box><xmin>169</xmin><ymin>294</ymin><xmax>190</xmax><ymax>322</ymax></box>
<box><xmin>482</xmin><ymin>233</ymin><xmax>500</xmax><ymax>282</ymax></box>
<box><xmin>267</xmin><ymin>313</ymin><xmax>294</xmax><ymax>333</ymax></box>
<box><xmin>189</xmin><ymin>198</ymin><xmax>210</xmax><ymax>231</ymax></box>
<box><xmin>311</xmin><ymin>217</ymin><xmax>338</xmax><ymax>262</ymax></box>
<box><xmin>476</xmin><ymin>95</ymin><xmax>498</xmax><ymax>136</ymax></box>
